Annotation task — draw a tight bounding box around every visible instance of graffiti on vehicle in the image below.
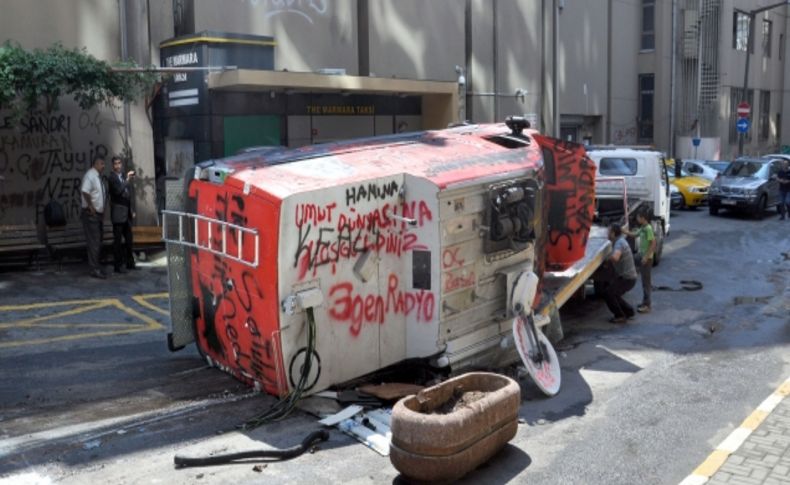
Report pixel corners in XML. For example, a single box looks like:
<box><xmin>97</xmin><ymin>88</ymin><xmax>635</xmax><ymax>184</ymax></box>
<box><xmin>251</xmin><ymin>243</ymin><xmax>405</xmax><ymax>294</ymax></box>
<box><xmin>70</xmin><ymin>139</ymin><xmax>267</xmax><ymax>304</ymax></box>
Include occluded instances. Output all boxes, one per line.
<box><xmin>293</xmin><ymin>194</ymin><xmax>433</xmax><ymax>280</ymax></box>
<box><xmin>328</xmin><ymin>273</ymin><xmax>435</xmax><ymax>337</ymax></box>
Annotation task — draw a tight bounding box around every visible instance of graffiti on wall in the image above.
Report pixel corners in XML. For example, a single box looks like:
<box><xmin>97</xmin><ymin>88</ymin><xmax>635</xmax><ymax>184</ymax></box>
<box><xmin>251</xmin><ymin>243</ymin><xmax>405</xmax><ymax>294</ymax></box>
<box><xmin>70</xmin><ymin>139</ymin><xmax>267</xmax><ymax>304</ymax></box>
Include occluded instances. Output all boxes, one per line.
<box><xmin>0</xmin><ymin>111</ymin><xmax>111</xmax><ymax>224</ymax></box>
<box><xmin>242</xmin><ymin>0</ymin><xmax>330</xmax><ymax>24</ymax></box>
<box><xmin>612</xmin><ymin>126</ymin><xmax>637</xmax><ymax>145</ymax></box>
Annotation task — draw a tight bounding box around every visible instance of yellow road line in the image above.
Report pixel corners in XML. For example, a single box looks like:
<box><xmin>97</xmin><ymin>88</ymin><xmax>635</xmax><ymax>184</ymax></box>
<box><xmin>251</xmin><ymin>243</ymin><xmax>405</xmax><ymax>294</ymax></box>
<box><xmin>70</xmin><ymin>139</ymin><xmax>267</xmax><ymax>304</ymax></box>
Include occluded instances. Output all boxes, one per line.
<box><xmin>132</xmin><ymin>293</ymin><xmax>170</xmax><ymax>317</ymax></box>
<box><xmin>0</xmin><ymin>301</ymin><xmax>110</xmax><ymax>329</ymax></box>
<box><xmin>0</xmin><ymin>298</ymin><xmax>115</xmax><ymax>311</ymax></box>
<box><xmin>23</xmin><ymin>323</ymin><xmax>143</xmax><ymax>329</ymax></box>
<box><xmin>0</xmin><ymin>327</ymin><xmax>153</xmax><ymax>348</ymax></box>
<box><xmin>110</xmin><ymin>298</ymin><xmax>164</xmax><ymax>330</ymax></box>
<box><xmin>0</xmin><ymin>296</ymin><xmax>166</xmax><ymax>347</ymax></box>
<box><xmin>679</xmin><ymin>375</ymin><xmax>790</xmax><ymax>485</ymax></box>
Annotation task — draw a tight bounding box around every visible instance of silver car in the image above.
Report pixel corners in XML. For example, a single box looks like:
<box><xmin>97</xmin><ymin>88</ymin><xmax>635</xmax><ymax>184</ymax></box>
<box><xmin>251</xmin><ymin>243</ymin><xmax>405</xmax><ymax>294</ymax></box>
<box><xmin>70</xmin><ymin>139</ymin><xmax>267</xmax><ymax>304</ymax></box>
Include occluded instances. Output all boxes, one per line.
<box><xmin>708</xmin><ymin>158</ymin><xmax>783</xmax><ymax>218</ymax></box>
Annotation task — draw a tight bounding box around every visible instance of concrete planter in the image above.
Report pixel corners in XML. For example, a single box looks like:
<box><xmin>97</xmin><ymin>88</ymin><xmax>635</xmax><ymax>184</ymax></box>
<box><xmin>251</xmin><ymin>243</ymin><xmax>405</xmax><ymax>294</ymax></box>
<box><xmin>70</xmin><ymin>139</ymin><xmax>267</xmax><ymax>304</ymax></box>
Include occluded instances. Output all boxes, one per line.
<box><xmin>389</xmin><ymin>372</ymin><xmax>520</xmax><ymax>482</ymax></box>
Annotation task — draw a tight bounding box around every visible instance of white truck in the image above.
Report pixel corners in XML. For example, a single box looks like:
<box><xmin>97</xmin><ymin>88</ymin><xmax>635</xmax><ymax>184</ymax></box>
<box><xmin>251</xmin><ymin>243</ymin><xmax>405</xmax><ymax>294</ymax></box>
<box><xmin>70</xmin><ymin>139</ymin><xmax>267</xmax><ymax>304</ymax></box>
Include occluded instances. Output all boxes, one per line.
<box><xmin>586</xmin><ymin>147</ymin><xmax>671</xmax><ymax>266</ymax></box>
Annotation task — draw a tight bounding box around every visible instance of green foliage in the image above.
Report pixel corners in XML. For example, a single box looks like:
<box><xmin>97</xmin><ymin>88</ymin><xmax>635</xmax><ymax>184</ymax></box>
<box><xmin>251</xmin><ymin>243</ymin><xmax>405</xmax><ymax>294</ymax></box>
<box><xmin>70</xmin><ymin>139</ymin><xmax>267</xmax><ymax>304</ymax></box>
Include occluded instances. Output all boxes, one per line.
<box><xmin>0</xmin><ymin>42</ymin><xmax>159</xmax><ymax>120</ymax></box>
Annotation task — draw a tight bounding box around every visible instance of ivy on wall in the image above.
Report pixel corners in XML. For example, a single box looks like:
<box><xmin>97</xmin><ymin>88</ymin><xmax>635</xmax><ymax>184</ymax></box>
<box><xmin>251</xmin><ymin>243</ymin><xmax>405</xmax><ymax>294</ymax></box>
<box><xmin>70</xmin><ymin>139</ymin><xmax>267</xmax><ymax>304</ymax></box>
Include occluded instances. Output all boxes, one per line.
<box><xmin>0</xmin><ymin>42</ymin><xmax>158</xmax><ymax>122</ymax></box>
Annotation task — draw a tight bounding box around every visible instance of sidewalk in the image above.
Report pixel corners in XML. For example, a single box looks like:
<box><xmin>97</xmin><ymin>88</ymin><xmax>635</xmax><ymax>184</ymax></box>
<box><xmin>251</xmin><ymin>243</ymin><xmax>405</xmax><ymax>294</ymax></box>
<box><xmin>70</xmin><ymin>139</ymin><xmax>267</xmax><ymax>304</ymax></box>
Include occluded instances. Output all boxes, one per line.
<box><xmin>683</xmin><ymin>378</ymin><xmax>790</xmax><ymax>485</ymax></box>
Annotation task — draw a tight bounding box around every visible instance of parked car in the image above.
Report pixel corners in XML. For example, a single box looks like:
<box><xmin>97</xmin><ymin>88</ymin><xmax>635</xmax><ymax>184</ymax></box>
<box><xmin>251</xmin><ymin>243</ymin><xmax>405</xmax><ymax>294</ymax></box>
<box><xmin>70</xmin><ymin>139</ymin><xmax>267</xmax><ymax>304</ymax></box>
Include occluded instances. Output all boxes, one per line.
<box><xmin>708</xmin><ymin>158</ymin><xmax>783</xmax><ymax>218</ymax></box>
<box><xmin>667</xmin><ymin>164</ymin><xmax>710</xmax><ymax>209</ymax></box>
<box><xmin>702</xmin><ymin>160</ymin><xmax>730</xmax><ymax>174</ymax></box>
<box><xmin>761</xmin><ymin>153</ymin><xmax>790</xmax><ymax>163</ymax></box>
<box><xmin>670</xmin><ymin>184</ymin><xmax>683</xmax><ymax>209</ymax></box>
<box><xmin>682</xmin><ymin>159</ymin><xmax>727</xmax><ymax>181</ymax></box>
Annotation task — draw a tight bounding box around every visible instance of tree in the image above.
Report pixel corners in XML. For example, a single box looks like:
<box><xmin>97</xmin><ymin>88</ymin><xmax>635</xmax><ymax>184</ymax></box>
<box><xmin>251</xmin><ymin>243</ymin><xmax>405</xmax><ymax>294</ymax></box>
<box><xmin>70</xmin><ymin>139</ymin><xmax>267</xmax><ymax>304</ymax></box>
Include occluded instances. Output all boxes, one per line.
<box><xmin>0</xmin><ymin>42</ymin><xmax>158</xmax><ymax>121</ymax></box>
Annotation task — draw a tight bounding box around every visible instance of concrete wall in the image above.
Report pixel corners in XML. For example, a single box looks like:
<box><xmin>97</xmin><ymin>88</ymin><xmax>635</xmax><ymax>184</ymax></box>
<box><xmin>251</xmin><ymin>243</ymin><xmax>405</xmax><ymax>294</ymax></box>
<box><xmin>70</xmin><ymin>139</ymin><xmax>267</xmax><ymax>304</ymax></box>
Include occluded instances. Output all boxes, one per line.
<box><xmin>609</xmin><ymin>0</ymin><xmax>640</xmax><ymax>145</ymax></box>
<box><xmin>0</xmin><ymin>0</ymin><xmax>157</xmax><ymax>226</ymax></box>
<box><xmin>368</xmin><ymin>0</ymin><xmax>463</xmax><ymax>82</ymax></box>
<box><xmin>558</xmin><ymin>0</ymin><xmax>608</xmax><ymax>122</ymax></box>
<box><xmin>466</xmin><ymin>0</ymin><xmax>543</xmax><ymax>128</ymax></box>
<box><xmin>191</xmin><ymin>0</ymin><xmax>359</xmax><ymax>74</ymax></box>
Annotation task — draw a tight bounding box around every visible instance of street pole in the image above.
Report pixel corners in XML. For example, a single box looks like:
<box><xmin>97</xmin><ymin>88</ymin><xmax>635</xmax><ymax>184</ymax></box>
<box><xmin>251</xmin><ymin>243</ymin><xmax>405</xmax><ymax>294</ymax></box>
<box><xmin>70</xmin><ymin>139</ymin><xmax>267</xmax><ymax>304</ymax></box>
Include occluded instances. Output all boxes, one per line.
<box><xmin>738</xmin><ymin>1</ymin><xmax>790</xmax><ymax>157</ymax></box>
<box><xmin>553</xmin><ymin>0</ymin><xmax>560</xmax><ymax>137</ymax></box>
<box><xmin>669</xmin><ymin>0</ymin><xmax>677</xmax><ymax>156</ymax></box>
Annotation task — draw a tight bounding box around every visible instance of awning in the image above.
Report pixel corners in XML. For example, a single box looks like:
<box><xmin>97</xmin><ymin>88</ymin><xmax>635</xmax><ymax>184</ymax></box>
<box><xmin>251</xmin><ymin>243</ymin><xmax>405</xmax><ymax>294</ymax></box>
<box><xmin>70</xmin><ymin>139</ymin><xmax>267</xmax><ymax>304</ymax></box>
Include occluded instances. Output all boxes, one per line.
<box><xmin>207</xmin><ymin>70</ymin><xmax>460</xmax><ymax>129</ymax></box>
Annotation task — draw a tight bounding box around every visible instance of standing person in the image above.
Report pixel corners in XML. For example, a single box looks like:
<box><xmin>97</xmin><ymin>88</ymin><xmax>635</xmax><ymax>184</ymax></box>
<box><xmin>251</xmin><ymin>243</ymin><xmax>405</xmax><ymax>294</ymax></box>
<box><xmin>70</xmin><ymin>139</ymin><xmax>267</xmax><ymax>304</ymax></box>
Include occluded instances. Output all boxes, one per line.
<box><xmin>777</xmin><ymin>159</ymin><xmax>790</xmax><ymax>220</ymax></box>
<box><xmin>108</xmin><ymin>156</ymin><xmax>136</xmax><ymax>273</ymax></box>
<box><xmin>81</xmin><ymin>156</ymin><xmax>107</xmax><ymax>279</ymax></box>
<box><xmin>604</xmin><ymin>223</ymin><xmax>638</xmax><ymax>323</ymax></box>
<box><xmin>628</xmin><ymin>210</ymin><xmax>656</xmax><ymax>313</ymax></box>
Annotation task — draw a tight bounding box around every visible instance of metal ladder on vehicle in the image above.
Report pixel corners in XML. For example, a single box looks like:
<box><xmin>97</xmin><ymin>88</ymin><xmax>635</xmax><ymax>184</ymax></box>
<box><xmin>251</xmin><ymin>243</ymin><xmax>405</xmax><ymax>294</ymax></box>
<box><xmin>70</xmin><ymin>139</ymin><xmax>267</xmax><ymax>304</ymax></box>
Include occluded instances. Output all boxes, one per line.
<box><xmin>161</xmin><ymin>210</ymin><xmax>260</xmax><ymax>268</ymax></box>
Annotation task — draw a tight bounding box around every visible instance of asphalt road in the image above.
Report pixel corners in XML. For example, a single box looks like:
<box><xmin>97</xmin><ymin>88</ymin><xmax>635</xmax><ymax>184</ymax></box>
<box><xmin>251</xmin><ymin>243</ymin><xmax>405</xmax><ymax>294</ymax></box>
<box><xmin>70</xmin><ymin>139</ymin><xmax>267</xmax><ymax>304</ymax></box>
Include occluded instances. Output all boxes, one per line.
<box><xmin>0</xmin><ymin>208</ymin><xmax>788</xmax><ymax>485</ymax></box>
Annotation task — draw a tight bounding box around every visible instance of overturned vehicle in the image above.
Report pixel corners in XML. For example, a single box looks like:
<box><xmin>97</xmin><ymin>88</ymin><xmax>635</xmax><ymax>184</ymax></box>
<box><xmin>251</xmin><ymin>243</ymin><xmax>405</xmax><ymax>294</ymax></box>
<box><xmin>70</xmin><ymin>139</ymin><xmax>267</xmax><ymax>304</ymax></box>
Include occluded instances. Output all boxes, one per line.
<box><xmin>163</xmin><ymin>118</ymin><xmax>598</xmax><ymax>399</ymax></box>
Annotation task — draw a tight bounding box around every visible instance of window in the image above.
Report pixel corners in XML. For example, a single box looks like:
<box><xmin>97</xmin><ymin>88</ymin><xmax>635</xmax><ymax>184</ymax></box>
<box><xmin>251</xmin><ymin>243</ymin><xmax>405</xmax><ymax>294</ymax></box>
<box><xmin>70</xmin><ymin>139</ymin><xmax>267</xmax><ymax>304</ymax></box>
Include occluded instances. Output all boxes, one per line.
<box><xmin>763</xmin><ymin>19</ymin><xmax>772</xmax><ymax>58</ymax></box>
<box><xmin>730</xmin><ymin>88</ymin><xmax>754</xmax><ymax>144</ymax></box>
<box><xmin>733</xmin><ymin>11</ymin><xmax>752</xmax><ymax>53</ymax></box>
<box><xmin>770</xmin><ymin>161</ymin><xmax>782</xmax><ymax>177</ymax></box>
<box><xmin>599</xmin><ymin>158</ymin><xmax>639</xmax><ymax>176</ymax></box>
<box><xmin>759</xmin><ymin>90</ymin><xmax>771</xmax><ymax>142</ymax></box>
<box><xmin>641</xmin><ymin>0</ymin><xmax>655</xmax><ymax>50</ymax></box>
<box><xmin>638</xmin><ymin>74</ymin><xmax>654</xmax><ymax>142</ymax></box>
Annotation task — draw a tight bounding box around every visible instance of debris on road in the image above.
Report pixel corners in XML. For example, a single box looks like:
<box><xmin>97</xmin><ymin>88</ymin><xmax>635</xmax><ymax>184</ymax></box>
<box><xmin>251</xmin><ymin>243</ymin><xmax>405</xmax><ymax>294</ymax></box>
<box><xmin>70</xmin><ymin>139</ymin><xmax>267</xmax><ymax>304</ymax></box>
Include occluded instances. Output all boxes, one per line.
<box><xmin>82</xmin><ymin>439</ymin><xmax>101</xmax><ymax>450</ymax></box>
<box><xmin>173</xmin><ymin>430</ymin><xmax>329</xmax><ymax>469</ymax></box>
<box><xmin>337</xmin><ymin>409</ymin><xmax>393</xmax><ymax>456</ymax></box>
<box><xmin>357</xmin><ymin>383</ymin><xmax>424</xmax><ymax>401</ymax></box>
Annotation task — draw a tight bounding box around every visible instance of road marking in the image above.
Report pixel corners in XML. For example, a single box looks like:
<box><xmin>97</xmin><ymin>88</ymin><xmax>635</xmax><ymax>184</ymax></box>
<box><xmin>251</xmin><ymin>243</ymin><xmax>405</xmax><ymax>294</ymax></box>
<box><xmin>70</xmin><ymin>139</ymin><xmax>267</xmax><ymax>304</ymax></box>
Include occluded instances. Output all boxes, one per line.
<box><xmin>0</xmin><ymin>297</ymin><xmax>165</xmax><ymax>348</ymax></box>
<box><xmin>0</xmin><ymin>301</ymin><xmax>107</xmax><ymax>329</ymax></box>
<box><xmin>132</xmin><ymin>292</ymin><xmax>170</xmax><ymax>316</ymax></box>
<box><xmin>679</xmin><ymin>375</ymin><xmax>790</xmax><ymax>485</ymax></box>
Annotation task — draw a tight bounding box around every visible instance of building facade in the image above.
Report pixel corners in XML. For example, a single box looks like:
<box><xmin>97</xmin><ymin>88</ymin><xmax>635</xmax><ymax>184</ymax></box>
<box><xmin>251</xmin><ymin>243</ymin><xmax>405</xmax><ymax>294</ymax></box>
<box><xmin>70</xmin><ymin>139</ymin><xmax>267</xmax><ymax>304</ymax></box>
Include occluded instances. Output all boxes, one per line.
<box><xmin>1</xmin><ymin>0</ymin><xmax>789</xmax><ymax>231</ymax></box>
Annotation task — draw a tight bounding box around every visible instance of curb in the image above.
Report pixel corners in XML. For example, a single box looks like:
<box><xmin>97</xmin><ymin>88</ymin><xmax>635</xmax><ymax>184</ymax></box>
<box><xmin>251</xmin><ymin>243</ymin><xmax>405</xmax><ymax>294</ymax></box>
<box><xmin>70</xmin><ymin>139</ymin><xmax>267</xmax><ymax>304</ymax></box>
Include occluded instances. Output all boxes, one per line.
<box><xmin>679</xmin><ymin>376</ymin><xmax>790</xmax><ymax>485</ymax></box>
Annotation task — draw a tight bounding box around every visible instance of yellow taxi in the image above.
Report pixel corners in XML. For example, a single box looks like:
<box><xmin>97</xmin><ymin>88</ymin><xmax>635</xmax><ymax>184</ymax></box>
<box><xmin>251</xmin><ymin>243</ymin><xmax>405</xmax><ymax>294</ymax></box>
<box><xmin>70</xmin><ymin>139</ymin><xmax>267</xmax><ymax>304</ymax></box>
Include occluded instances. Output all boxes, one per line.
<box><xmin>667</xmin><ymin>161</ymin><xmax>711</xmax><ymax>209</ymax></box>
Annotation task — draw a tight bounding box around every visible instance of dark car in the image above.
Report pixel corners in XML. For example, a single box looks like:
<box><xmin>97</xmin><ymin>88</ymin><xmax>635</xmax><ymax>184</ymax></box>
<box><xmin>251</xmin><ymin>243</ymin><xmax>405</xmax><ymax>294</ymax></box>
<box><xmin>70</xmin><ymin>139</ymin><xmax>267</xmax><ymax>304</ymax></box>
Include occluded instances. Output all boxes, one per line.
<box><xmin>708</xmin><ymin>158</ymin><xmax>783</xmax><ymax>218</ymax></box>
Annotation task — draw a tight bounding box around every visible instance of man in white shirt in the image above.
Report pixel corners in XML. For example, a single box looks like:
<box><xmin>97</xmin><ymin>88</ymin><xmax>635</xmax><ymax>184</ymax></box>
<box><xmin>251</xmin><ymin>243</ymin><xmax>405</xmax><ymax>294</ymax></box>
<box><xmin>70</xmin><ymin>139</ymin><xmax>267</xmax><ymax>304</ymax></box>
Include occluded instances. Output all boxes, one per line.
<box><xmin>81</xmin><ymin>157</ymin><xmax>107</xmax><ymax>279</ymax></box>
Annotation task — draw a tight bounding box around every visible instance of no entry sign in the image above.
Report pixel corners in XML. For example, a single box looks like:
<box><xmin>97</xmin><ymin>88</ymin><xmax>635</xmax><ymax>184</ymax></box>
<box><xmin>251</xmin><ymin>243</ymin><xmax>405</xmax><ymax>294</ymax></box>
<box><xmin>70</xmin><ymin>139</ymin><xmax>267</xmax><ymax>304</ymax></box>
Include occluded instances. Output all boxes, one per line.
<box><xmin>737</xmin><ymin>102</ymin><xmax>751</xmax><ymax>118</ymax></box>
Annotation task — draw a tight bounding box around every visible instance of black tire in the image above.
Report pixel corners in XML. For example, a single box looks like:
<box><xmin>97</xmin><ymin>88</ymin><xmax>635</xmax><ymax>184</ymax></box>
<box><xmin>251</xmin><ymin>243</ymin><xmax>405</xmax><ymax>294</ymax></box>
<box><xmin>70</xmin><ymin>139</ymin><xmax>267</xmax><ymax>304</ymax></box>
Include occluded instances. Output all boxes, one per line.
<box><xmin>652</xmin><ymin>224</ymin><xmax>664</xmax><ymax>267</ymax></box>
<box><xmin>545</xmin><ymin>306</ymin><xmax>564</xmax><ymax>344</ymax></box>
<box><xmin>709</xmin><ymin>204</ymin><xmax>719</xmax><ymax>216</ymax></box>
<box><xmin>593</xmin><ymin>279</ymin><xmax>607</xmax><ymax>299</ymax></box>
<box><xmin>680</xmin><ymin>194</ymin><xmax>688</xmax><ymax>210</ymax></box>
<box><xmin>754</xmin><ymin>195</ymin><xmax>767</xmax><ymax>220</ymax></box>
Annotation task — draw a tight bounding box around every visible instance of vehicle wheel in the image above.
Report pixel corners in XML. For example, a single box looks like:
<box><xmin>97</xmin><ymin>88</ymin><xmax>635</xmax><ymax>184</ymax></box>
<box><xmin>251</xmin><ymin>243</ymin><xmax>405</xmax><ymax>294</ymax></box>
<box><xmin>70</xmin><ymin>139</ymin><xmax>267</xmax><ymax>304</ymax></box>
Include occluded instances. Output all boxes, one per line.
<box><xmin>593</xmin><ymin>279</ymin><xmax>607</xmax><ymax>299</ymax></box>
<box><xmin>753</xmin><ymin>195</ymin><xmax>767</xmax><ymax>220</ymax></box>
<box><xmin>652</xmin><ymin>225</ymin><xmax>664</xmax><ymax>267</ymax></box>
<box><xmin>709</xmin><ymin>204</ymin><xmax>719</xmax><ymax>216</ymax></box>
<box><xmin>545</xmin><ymin>306</ymin><xmax>564</xmax><ymax>344</ymax></box>
<box><xmin>680</xmin><ymin>195</ymin><xmax>688</xmax><ymax>210</ymax></box>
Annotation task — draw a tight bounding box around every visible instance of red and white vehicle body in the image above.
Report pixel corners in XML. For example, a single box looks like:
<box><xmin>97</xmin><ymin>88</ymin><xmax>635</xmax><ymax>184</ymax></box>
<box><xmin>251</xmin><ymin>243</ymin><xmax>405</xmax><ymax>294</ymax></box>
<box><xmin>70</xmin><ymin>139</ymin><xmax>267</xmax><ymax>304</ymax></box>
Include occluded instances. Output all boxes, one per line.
<box><xmin>163</xmin><ymin>122</ymin><xmax>595</xmax><ymax>396</ymax></box>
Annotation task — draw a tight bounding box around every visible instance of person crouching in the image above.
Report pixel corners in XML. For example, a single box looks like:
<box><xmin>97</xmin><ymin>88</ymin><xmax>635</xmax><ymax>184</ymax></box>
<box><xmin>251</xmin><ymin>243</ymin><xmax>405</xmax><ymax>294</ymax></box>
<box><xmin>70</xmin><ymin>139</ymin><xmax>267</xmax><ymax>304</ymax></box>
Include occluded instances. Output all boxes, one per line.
<box><xmin>604</xmin><ymin>223</ymin><xmax>638</xmax><ymax>323</ymax></box>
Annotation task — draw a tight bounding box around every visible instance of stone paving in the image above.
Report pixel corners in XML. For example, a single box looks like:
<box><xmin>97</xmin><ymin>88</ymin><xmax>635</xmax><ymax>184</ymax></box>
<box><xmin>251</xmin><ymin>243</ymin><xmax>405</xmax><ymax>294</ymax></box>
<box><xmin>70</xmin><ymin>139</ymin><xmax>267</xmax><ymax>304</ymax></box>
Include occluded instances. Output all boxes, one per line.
<box><xmin>707</xmin><ymin>397</ymin><xmax>790</xmax><ymax>485</ymax></box>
